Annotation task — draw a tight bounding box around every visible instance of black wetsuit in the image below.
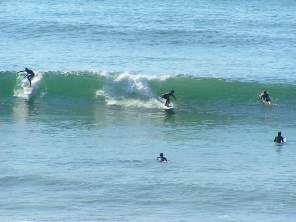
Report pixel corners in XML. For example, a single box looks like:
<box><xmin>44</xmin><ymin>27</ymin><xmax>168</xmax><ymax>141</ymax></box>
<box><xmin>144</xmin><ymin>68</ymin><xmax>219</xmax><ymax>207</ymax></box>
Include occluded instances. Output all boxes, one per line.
<box><xmin>274</xmin><ymin>136</ymin><xmax>284</xmax><ymax>143</ymax></box>
<box><xmin>24</xmin><ymin>68</ymin><xmax>35</xmax><ymax>87</ymax></box>
<box><xmin>157</xmin><ymin>156</ymin><xmax>167</xmax><ymax>162</ymax></box>
<box><xmin>261</xmin><ymin>93</ymin><xmax>271</xmax><ymax>102</ymax></box>
<box><xmin>161</xmin><ymin>92</ymin><xmax>175</xmax><ymax>107</ymax></box>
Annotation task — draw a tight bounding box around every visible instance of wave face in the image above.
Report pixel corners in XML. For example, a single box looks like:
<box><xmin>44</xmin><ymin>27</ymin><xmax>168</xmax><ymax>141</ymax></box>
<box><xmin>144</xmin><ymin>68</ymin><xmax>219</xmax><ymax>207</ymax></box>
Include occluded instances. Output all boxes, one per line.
<box><xmin>1</xmin><ymin>71</ymin><xmax>296</xmax><ymax>107</ymax></box>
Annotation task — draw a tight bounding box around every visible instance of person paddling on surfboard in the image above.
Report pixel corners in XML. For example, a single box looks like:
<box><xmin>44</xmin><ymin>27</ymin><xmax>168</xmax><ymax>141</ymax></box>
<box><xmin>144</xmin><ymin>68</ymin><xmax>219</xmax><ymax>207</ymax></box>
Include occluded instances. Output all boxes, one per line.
<box><xmin>161</xmin><ymin>90</ymin><xmax>176</xmax><ymax>107</ymax></box>
<box><xmin>259</xmin><ymin>90</ymin><xmax>271</xmax><ymax>103</ymax></box>
<box><xmin>274</xmin><ymin>131</ymin><xmax>285</xmax><ymax>144</ymax></box>
<box><xmin>156</xmin><ymin>153</ymin><xmax>167</xmax><ymax>162</ymax></box>
<box><xmin>18</xmin><ymin>68</ymin><xmax>35</xmax><ymax>87</ymax></box>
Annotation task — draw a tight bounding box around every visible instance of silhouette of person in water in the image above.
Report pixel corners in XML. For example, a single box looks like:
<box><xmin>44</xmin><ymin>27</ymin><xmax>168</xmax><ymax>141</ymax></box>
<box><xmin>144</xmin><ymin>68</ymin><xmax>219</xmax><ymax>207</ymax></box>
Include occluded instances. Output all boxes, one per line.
<box><xmin>18</xmin><ymin>68</ymin><xmax>35</xmax><ymax>87</ymax></box>
<box><xmin>274</xmin><ymin>131</ymin><xmax>284</xmax><ymax>144</ymax></box>
<box><xmin>157</xmin><ymin>153</ymin><xmax>167</xmax><ymax>162</ymax></box>
<box><xmin>161</xmin><ymin>90</ymin><xmax>176</xmax><ymax>107</ymax></box>
<box><xmin>260</xmin><ymin>90</ymin><xmax>271</xmax><ymax>103</ymax></box>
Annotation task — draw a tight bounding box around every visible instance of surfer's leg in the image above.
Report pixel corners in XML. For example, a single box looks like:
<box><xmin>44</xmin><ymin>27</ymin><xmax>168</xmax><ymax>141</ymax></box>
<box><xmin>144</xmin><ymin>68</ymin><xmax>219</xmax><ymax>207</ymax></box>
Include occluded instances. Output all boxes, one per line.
<box><xmin>28</xmin><ymin>76</ymin><xmax>32</xmax><ymax>87</ymax></box>
<box><xmin>165</xmin><ymin>99</ymin><xmax>170</xmax><ymax>107</ymax></box>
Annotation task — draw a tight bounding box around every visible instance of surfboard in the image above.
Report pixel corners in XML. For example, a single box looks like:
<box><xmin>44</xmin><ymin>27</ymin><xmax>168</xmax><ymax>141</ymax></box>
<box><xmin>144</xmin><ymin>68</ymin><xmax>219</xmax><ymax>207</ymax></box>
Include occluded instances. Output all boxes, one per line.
<box><xmin>163</xmin><ymin>104</ymin><xmax>175</xmax><ymax>114</ymax></box>
<box><xmin>163</xmin><ymin>105</ymin><xmax>174</xmax><ymax>110</ymax></box>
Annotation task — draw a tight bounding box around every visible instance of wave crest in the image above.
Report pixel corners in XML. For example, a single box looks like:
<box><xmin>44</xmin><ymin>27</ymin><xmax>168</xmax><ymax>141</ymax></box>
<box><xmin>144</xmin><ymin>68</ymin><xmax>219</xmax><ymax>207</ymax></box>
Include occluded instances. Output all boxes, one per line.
<box><xmin>1</xmin><ymin>71</ymin><xmax>296</xmax><ymax>106</ymax></box>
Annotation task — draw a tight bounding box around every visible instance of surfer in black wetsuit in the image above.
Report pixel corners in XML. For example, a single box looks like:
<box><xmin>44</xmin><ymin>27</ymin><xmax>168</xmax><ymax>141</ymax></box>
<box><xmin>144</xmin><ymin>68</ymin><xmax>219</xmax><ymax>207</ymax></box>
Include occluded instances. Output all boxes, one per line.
<box><xmin>157</xmin><ymin>153</ymin><xmax>167</xmax><ymax>162</ymax></box>
<box><xmin>161</xmin><ymin>90</ymin><xmax>176</xmax><ymax>107</ymax></box>
<box><xmin>274</xmin><ymin>131</ymin><xmax>284</xmax><ymax>144</ymax></box>
<box><xmin>260</xmin><ymin>91</ymin><xmax>271</xmax><ymax>103</ymax></box>
<box><xmin>18</xmin><ymin>68</ymin><xmax>35</xmax><ymax>87</ymax></box>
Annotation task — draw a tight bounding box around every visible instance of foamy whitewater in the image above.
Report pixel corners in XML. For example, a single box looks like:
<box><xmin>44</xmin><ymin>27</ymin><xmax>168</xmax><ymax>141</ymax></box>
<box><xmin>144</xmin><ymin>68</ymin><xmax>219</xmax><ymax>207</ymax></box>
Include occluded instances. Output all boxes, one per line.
<box><xmin>1</xmin><ymin>1</ymin><xmax>296</xmax><ymax>222</ymax></box>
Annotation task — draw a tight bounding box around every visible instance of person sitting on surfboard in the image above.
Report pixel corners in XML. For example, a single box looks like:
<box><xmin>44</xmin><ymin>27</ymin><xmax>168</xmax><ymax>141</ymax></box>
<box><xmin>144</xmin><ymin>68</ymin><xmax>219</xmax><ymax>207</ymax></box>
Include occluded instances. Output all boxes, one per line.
<box><xmin>274</xmin><ymin>131</ymin><xmax>285</xmax><ymax>144</ymax></box>
<box><xmin>157</xmin><ymin>153</ymin><xmax>167</xmax><ymax>162</ymax></box>
<box><xmin>259</xmin><ymin>91</ymin><xmax>271</xmax><ymax>103</ymax></box>
<box><xmin>161</xmin><ymin>90</ymin><xmax>176</xmax><ymax>107</ymax></box>
<box><xmin>18</xmin><ymin>68</ymin><xmax>35</xmax><ymax>87</ymax></box>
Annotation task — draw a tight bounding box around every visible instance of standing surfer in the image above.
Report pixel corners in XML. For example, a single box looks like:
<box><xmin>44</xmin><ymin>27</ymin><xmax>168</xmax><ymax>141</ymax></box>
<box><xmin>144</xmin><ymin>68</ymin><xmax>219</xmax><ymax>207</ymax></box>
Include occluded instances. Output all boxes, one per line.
<box><xmin>161</xmin><ymin>90</ymin><xmax>176</xmax><ymax>107</ymax></box>
<box><xmin>18</xmin><ymin>68</ymin><xmax>35</xmax><ymax>87</ymax></box>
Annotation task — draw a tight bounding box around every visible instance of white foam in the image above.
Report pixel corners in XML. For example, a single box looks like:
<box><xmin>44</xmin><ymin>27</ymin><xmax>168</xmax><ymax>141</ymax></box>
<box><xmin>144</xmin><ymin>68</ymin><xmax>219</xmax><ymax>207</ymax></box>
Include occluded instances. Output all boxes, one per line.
<box><xmin>14</xmin><ymin>72</ymin><xmax>43</xmax><ymax>99</ymax></box>
<box><xmin>95</xmin><ymin>90</ymin><xmax>107</xmax><ymax>97</ymax></box>
<box><xmin>106</xmin><ymin>98</ymin><xmax>164</xmax><ymax>109</ymax></box>
<box><xmin>112</xmin><ymin>72</ymin><xmax>153</xmax><ymax>97</ymax></box>
<box><xmin>114</xmin><ymin>71</ymin><xmax>171</xmax><ymax>81</ymax></box>
<box><xmin>94</xmin><ymin>72</ymin><xmax>175</xmax><ymax>109</ymax></box>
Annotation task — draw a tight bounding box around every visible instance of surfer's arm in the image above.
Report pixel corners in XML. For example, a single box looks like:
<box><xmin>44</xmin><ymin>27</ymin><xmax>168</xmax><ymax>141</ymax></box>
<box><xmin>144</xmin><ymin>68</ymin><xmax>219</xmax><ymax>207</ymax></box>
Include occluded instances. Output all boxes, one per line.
<box><xmin>17</xmin><ymin>71</ymin><xmax>29</xmax><ymax>78</ymax></box>
<box><xmin>172</xmin><ymin>95</ymin><xmax>176</xmax><ymax>100</ymax></box>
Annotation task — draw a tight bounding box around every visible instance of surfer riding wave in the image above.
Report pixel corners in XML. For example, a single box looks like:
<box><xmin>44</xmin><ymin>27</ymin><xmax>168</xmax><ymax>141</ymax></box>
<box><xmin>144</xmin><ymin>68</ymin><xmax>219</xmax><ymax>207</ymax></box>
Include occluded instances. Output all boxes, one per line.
<box><xmin>18</xmin><ymin>68</ymin><xmax>35</xmax><ymax>87</ymax></box>
<box><xmin>160</xmin><ymin>90</ymin><xmax>176</xmax><ymax>107</ymax></box>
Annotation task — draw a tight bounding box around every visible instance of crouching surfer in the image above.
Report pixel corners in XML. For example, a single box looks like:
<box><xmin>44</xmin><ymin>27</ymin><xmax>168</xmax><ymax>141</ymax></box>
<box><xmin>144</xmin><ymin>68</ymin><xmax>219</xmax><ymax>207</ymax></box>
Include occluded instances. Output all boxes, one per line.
<box><xmin>259</xmin><ymin>90</ymin><xmax>271</xmax><ymax>104</ymax></box>
<box><xmin>161</xmin><ymin>90</ymin><xmax>176</xmax><ymax>107</ymax></box>
<box><xmin>18</xmin><ymin>68</ymin><xmax>35</xmax><ymax>87</ymax></box>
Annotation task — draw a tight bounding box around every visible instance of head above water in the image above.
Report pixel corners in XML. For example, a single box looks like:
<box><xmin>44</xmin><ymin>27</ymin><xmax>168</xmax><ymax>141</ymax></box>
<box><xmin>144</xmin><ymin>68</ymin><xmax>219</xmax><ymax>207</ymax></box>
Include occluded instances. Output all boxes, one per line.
<box><xmin>278</xmin><ymin>131</ymin><xmax>281</xmax><ymax>136</ymax></box>
<box><xmin>170</xmin><ymin>90</ymin><xmax>175</xmax><ymax>94</ymax></box>
<box><xmin>160</xmin><ymin>153</ymin><xmax>164</xmax><ymax>157</ymax></box>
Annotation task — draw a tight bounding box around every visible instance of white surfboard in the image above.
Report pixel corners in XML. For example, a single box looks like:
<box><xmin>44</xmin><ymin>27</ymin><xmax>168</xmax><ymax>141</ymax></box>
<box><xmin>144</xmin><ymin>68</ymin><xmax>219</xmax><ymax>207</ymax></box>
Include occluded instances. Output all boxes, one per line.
<box><xmin>23</xmin><ymin>86</ymin><xmax>33</xmax><ymax>97</ymax></box>
<box><xmin>163</xmin><ymin>105</ymin><xmax>174</xmax><ymax>111</ymax></box>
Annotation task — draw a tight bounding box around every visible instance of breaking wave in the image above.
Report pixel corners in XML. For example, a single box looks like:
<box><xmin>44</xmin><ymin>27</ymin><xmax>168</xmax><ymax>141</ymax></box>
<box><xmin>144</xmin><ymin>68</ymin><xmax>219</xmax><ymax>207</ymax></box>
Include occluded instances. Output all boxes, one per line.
<box><xmin>1</xmin><ymin>71</ymin><xmax>296</xmax><ymax>108</ymax></box>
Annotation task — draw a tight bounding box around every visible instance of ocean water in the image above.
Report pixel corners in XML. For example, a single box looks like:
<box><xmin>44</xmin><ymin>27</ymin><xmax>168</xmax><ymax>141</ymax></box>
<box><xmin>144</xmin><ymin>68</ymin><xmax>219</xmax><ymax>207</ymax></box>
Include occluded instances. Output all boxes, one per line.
<box><xmin>1</xmin><ymin>0</ymin><xmax>296</xmax><ymax>221</ymax></box>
